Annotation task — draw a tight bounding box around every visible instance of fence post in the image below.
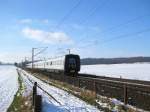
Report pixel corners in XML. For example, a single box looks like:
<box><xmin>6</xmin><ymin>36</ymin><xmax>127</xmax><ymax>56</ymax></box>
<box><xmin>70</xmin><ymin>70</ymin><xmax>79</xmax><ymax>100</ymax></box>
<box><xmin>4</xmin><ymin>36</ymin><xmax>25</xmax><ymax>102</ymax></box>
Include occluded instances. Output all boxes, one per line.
<box><xmin>124</xmin><ymin>84</ymin><xmax>128</xmax><ymax>105</ymax></box>
<box><xmin>93</xmin><ymin>80</ymin><xmax>96</xmax><ymax>98</ymax></box>
<box><xmin>78</xmin><ymin>78</ymin><xmax>80</xmax><ymax>88</ymax></box>
<box><xmin>33</xmin><ymin>82</ymin><xmax>37</xmax><ymax>106</ymax></box>
<box><xmin>34</xmin><ymin>95</ymin><xmax>42</xmax><ymax>112</ymax></box>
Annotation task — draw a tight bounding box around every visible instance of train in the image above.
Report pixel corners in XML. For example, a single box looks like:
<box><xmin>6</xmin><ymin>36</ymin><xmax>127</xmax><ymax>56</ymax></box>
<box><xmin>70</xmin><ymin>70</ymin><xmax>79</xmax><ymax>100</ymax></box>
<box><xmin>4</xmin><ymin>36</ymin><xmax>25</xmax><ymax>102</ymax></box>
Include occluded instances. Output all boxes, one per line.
<box><xmin>26</xmin><ymin>54</ymin><xmax>80</xmax><ymax>76</ymax></box>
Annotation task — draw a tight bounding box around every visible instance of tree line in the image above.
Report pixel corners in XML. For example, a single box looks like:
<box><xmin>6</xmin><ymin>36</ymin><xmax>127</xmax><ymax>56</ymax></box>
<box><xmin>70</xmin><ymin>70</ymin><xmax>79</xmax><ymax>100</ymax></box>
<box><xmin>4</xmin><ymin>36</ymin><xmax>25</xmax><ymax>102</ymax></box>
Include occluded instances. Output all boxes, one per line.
<box><xmin>81</xmin><ymin>57</ymin><xmax>150</xmax><ymax>65</ymax></box>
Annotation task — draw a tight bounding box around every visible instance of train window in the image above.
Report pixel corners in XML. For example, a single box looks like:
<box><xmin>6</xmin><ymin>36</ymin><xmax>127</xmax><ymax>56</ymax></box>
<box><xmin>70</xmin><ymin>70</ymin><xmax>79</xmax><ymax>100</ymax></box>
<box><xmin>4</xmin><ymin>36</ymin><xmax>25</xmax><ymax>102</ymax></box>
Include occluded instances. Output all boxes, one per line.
<box><xmin>69</xmin><ymin>58</ymin><xmax>76</xmax><ymax>64</ymax></box>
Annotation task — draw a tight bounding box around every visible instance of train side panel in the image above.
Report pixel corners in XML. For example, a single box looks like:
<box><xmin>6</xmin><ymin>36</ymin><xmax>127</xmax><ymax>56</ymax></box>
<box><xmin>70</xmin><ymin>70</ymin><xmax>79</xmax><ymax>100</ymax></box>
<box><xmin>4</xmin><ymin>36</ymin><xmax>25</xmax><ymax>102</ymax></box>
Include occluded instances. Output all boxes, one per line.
<box><xmin>26</xmin><ymin>54</ymin><xmax>80</xmax><ymax>75</ymax></box>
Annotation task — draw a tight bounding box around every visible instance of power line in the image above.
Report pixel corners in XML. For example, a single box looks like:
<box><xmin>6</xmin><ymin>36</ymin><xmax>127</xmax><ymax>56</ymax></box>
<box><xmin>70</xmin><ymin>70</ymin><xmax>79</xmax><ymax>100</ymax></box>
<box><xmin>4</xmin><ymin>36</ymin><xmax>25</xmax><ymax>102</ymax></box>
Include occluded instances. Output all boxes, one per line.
<box><xmin>37</xmin><ymin>0</ymin><xmax>109</xmax><ymax>55</ymax></box>
<box><xmin>34</xmin><ymin>47</ymin><xmax>48</xmax><ymax>57</ymax></box>
<box><xmin>100</xmin><ymin>28</ymin><xmax>150</xmax><ymax>44</ymax></box>
<box><xmin>77</xmin><ymin>27</ymin><xmax>150</xmax><ymax>49</ymax></box>
<box><xmin>60</xmin><ymin>0</ymin><xmax>110</xmax><ymax>53</ymax></box>
<box><xmin>55</xmin><ymin>0</ymin><xmax>82</xmax><ymax>29</ymax></box>
<box><xmin>56</xmin><ymin>0</ymin><xmax>106</xmax><ymax>29</ymax></box>
<box><xmin>79</xmin><ymin>0</ymin><xmax>109</xmax><ymax>25</ymax></box>
<box><xmin>32</xmin><ymin>47</ymin><xmax>48</xmax><ymax>68</ymax></box>
<box><xmin>38</xmin><ymin>0</ymin><xmax>82</xmax><ymax>53</ymax></box>
<box><xmin>37</xmin><ymin>0</ymin><xmax>82</xmax><ymax>41</ymax></box>
<box><xmin>78</xmin><ymin>14</ymin><xmax>148</xmax><ymax>43</ymax></box>
<box><xmin>99</xmin><ymin>15</ymin><xmax>147</xmax><ymax>34</ymax></box>
<box><xmin>54</xmin><ymin>0</ymin><xmax>82</xmax><ymax>55</ymax></box>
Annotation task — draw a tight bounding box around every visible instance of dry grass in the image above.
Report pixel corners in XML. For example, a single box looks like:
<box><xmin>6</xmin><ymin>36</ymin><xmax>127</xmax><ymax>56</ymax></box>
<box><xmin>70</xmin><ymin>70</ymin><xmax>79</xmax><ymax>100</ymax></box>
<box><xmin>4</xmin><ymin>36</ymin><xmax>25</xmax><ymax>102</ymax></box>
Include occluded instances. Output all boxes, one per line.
<box><xmin>7</xmin><ymin>72</ymin><xmax>33</xmax><ymax>112</ymax></box>
<box><xmin>27</xmin><ymin>70</ymin><xmax>145</xmax><ymax>112</ymax></box>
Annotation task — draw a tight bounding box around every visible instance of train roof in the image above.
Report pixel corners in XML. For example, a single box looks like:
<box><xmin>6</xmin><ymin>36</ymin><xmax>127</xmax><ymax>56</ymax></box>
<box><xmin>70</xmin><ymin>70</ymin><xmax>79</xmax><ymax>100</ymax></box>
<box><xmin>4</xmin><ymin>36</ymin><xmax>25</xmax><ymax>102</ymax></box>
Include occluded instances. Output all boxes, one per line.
<box><xmin>26</xmin><ymin>54</ymin><xmax>80</xmax><ymax>65</ymax></box>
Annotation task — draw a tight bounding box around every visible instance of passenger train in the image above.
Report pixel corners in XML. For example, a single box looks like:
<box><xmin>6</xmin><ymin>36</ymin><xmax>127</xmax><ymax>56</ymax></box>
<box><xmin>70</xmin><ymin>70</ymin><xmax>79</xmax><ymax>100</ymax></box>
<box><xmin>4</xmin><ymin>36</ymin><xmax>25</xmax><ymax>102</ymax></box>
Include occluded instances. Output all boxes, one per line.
<box><xmin>26</xmin><ymin>54</ymin><xmax>80</xmax><ymax>76</ymax></box>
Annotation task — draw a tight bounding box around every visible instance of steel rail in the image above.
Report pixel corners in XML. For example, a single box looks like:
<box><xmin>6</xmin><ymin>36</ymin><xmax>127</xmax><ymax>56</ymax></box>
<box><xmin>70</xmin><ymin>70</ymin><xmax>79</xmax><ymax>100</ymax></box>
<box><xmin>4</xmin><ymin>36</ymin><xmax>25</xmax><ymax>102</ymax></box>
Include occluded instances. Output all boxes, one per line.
<box><xmin>78</xmin><ymin>74</ymin><xmax>150</xmax><ymax>92</ymax></box>
<box><xmin>19</xmin><ymin>69</ymin><xmax>62</xmax><ymax>105</ymax></box>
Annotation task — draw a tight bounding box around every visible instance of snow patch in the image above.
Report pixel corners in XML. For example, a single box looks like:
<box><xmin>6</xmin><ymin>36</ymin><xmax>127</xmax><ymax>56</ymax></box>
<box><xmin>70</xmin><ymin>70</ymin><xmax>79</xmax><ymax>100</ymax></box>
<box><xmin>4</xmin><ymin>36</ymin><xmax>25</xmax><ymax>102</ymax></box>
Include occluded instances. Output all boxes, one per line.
<box><xmin>0</xmin><ymin>66</ymin><xmax>18</xmax><ymax>112</ymax></box>
<box><xmin>20</xmin><ymin>69</ymin><xmax>101</xmax><ymax>112</ymax></box>
<box><xmin>80</xmin><ymin>63</ymin><xmax>150</xmax><ymax>81</ymax></box>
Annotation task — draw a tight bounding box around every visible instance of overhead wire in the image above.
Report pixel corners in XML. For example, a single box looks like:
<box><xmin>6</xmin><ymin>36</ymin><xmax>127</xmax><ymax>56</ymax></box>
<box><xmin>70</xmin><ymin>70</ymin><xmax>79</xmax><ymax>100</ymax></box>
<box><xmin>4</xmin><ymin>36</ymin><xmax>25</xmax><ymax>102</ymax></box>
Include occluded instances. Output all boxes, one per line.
<box><xmin>78</xmin><ymin>0</ymin><xmax>109</xmax><ymax>25</ymax></box>
<box><xmin>77</xmin><ymin>14</ymin><xmax>149</xmax><ymax>44</ymax></box>
<box><xmin>66</xmin><ymin>0</ymin><xmax>110</xmax><ymax>52</ymax></box>
<box><xmin>49</xmin><ymin>0</ymin><xmax>109</xmax><ymax>55</ymax></box>
<box><xmin>55</xmin><ymin>0</ymin><xmax>105</xmax><ymax>54</ymax></box>
<box><xmin>27</xmin><ymin>0</ymin><xmax>148</xmax><ymax>59</ymax></box>
<box><xmin>36</xmin><ymin>0</ymin><xmax>83</xmax><ymax>56</ymax></box>
<box><xmin>51</xmin><ymin>0</ymin><xmax>82</xmax><ymax>55</ymax></box>
<box><xmin>77</xmin><ymin>27</ymin><xmax>150</xmax><ymax>49</ymax></box>
<box><xmin>74</xmin><ymin>13</ymin><xmax>149</xmax><ymax>54</ymax></box>
<box><xmin>55</xmin><ymin>0</ymin><xmax>82</xmax><ymax>29</ymax></box>
<box><xmin>55</xmin><ymin>0</ymin><xmax>108</xmax><ymax>55</ymax></box>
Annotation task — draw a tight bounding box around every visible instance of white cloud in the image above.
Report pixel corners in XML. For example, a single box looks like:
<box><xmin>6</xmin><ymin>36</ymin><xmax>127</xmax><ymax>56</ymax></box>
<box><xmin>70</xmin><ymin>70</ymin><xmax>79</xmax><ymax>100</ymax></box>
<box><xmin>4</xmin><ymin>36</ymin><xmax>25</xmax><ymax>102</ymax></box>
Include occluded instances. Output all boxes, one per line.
<box><xmin>18</xmin><ymin>19</ymin><xmax>50</xmax><ymax>24</ymax></box>
<box><xmin>0</xmin><ymin>52</ymin><xmax>31</xmax><ymax>63</ymax></box>
<box><xmin>70</xmin><ymin>23</ymin><xmax>101</xmax><ymax>32</ymax></box>
<box><xmin>41</xmin><ymin>19</ymin><xmax>49</xmax><ymax>24</ymax></box>
<box><xmin>19</xmin><ymin>19</ymin><xmax>32</xmax><ymax>24</ymax></box>
<box><xmin>22</xmin><ymin>27</ymin><xmax>73</xmax><ymax>44</ymax></box>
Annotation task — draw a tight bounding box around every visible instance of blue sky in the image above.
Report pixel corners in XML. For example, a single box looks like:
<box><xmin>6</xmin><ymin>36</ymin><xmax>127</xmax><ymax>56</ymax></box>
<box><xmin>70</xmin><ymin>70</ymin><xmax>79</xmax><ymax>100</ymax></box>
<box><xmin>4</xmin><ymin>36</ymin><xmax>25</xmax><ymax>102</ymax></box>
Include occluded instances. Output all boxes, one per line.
<box><xmin>0</xmin><ymin>0</ymin><xmax>150</xmax><ymax>62</ymax></box>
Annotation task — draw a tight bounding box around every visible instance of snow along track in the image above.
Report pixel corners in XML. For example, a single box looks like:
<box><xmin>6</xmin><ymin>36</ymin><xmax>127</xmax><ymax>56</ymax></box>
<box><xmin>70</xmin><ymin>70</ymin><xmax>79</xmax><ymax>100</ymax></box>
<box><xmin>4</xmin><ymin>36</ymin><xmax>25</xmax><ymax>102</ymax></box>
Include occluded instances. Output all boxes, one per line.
<box><xmin>18</xmin><ymin>68</ymin><xmax>101</xmax><ymax>112</ymax></box>
<box><xmin>80</xmin><ymin>63</ymin><xmax>150</xmax><ymax>81</ymax></box>
<box><xmin>19</xmin><ymin>70</ymin><xmax>62</xmax><ymax>105</ymax></box>
<box><xmin>18</xmin><ymin>69</ymin><xmax>69</xmax><ymax>112</ymax></box>
<box><xmin>0</xmin><ymin>66</ymin><xmax>18</xmax><ymax>112</ymax></box>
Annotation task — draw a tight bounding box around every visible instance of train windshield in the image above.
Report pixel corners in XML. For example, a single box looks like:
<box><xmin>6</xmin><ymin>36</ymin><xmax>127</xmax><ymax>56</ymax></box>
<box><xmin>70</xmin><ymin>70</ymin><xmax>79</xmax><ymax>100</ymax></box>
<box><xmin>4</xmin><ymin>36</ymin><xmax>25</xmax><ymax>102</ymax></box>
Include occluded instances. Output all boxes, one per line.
<box><xmin>69</xmin><ymin>58</ymin><xmax>76</xmax><ymax>65</ymax></box>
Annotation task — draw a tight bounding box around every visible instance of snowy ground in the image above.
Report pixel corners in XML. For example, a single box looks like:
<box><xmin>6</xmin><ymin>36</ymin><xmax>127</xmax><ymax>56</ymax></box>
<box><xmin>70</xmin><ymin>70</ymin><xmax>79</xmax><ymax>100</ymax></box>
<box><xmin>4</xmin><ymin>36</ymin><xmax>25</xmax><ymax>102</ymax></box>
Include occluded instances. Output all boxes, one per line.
<box><xmin>80</xmin><ymin>63</ymin><xmax>150</xmax><ymax>81</ymax></box>
<box><xmin>0</xmin><ymin>65</ymin><xmax>18</xmax><ymax>112</ymax></box>
<box><xmin>19</xmin><ymin>69</ymin><xmax>101</xmax><ymax>112</ymax></box>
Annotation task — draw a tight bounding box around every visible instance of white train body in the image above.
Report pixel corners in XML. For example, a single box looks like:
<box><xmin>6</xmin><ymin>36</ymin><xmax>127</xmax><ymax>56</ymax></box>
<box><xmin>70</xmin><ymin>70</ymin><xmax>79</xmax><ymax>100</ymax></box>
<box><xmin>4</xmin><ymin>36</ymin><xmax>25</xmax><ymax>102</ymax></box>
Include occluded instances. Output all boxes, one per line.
<box><xmin>26</xmin><ymin>54</ymin><xmax>80</xmax><ymax>75</ymax></box>
<box><xmin>35</xmin><ymin>56</ymin><xmax>65</xmax><ymax>70</ymax></box>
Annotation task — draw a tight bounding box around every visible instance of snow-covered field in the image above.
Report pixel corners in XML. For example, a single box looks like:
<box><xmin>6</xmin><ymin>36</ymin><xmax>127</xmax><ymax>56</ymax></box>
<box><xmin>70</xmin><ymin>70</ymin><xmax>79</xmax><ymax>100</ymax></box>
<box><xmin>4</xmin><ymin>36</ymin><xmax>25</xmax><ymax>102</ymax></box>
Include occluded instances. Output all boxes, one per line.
<box><xmin>0</xmin><ymin>65</ymin><xmax>18</xmax><ymax>112</ymax></box>
<box><xmin>80</xmin><ymin>63</ymin><xmax>150</xmax><ymax>81</ymax></box>
<box><xmin>20</xmin><ymin>69</ymin><xmax>101</xmax><ymax>112</ymax></box>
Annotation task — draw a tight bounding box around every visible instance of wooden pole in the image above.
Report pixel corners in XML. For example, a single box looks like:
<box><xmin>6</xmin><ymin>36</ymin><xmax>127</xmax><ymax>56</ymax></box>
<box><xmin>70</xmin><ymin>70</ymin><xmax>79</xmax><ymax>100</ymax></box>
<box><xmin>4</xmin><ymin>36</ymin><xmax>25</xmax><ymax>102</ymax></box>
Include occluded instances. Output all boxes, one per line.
<box><xmin>32</xmin><ymin>48</ymin><xmax>34</xmax><ymax>69</ymax></box>
<box><xmin>34</xmin><ymin>95</ymin><xmax>42</xmax><ymax>112</ymax></box>
<box><xmin>93</xmin><ymin>80</ymin><xmax>96</xmax><ymax>98</ymax></box>
<box><xmin>33</xmin><ymin>82</ymin><xmax>37</xmax><ymax>106</ymax></box>
<box><xmin>124</xmin><ymin>84</ymin><xmax>128</xmax><ymax>105</ymax></box>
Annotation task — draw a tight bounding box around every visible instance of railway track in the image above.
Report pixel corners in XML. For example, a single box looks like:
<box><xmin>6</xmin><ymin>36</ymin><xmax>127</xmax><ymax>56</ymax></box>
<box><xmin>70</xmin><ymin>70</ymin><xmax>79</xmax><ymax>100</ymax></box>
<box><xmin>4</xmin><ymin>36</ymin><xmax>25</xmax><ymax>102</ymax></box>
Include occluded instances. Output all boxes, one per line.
<box><xmin>79</xmin><ymin>73</ymin><xmax>150</xmax><ymax>85</ymax></box>
<box><xmin>78</xmin><ymin>73</ymin><xmax>150</xmax><ymax>93</ymax></box>
<box><xmin>19</xmin><ymin>69</ymin><xmax>101</xmax><ymax>112</ymax></box>
<box><xmin>25</xmin><ymin>68</ymin><xmax>150</xmax><ymax>111</ymax></box>
<box><xmin>18</xmin><ymin>69</ymin><xmax>62</xmax><ymax>105</ymax></box>
<box><xmin>78</xmin><ymin>73</ymin><xmax>150</xmax><ymax>105</ymax></box>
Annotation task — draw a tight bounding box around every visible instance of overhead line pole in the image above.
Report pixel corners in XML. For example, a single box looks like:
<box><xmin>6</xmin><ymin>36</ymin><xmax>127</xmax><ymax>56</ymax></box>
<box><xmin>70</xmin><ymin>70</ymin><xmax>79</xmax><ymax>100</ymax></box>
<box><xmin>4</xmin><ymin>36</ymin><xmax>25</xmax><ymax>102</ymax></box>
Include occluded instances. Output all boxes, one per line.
<box><xmin>32</xmin><ymin>47</ymin><xmax>48</xmax><ymax>69</ymax></box>
<box><xmin>67</xmin><ymin>49</ymin><xmax>71</xmax><ymax>54</ymax></box>
<box><xmin>32</xmin><ymin>48</ymin><xmax>34</xmax><ymax>69</ymax></box>
<box><xmin>34</xmin><ymin>47</ymin><xmax>48</xmax><ymax>57</ymax></box>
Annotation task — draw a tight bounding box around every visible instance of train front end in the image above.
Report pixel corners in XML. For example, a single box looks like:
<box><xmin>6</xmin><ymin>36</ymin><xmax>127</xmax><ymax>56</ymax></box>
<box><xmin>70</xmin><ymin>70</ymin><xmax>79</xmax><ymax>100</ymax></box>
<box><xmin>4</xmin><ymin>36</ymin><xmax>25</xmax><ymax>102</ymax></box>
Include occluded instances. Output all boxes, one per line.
<box><xmin>64</xmin><ymin>54</ymin><xmax>80</xmax><ymax>76</ymax></box>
